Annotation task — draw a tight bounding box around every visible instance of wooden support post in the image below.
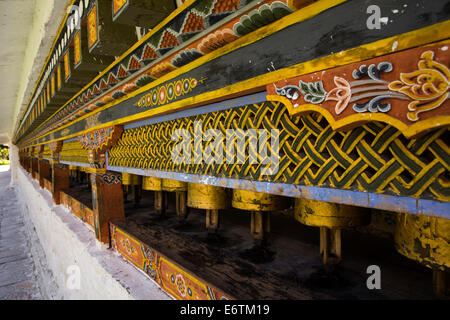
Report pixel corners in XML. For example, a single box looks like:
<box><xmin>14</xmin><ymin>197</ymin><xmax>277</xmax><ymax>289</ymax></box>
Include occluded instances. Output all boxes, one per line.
<box><xmin>432</xmin><ymin>269</ymin><xmax>449</xmax><ymax>298</ymax></box>
<box><xmin>206</xmin><ymin>209</ymin><xmax>220</xmax><ymax>233</ymax></box>
<box><xmin>250</xmin><ymin>211</ymin><xmax>271</xmax><ymax>244</ymax></box>
<box><xmin>90</xmin><ymin>171</ymin><xmax>125</xmax><ymax>244</ymax></box>
<box><xmin>32</xmin><ymin>158</ymin><xmax>39</xmax><ymax>180</ymax></box>
<box><xmin>79</xmin><ymin>125</ymin><xmax>125</xmax><ymax>244</ymax></box>
<box><xmin>320</xmin><ymin>227</ymin><xmax>342</xmax><ymax>267</ymax></box>
<box><xmin>48</xmin><ymin>141</ymin><xmax>66</xmax><ymax>204</ymax></box>
<box><xmin>176</xmin><ymin>192</ymin><xmax>187</xmax><ymax>219</ymax></box>
<box><xmin>132</xmin><ymin>185</ymin><xmax>141</xmax><ymax>207</ymax></box>
<box><xmin>155</xmin><ymin>191</ymin><xmax>165</xmax><ymax>215</ymax></box>
<box><xmin>39</xmin><ymin>160</ymin><xmax>51</xmax><ymax>189</ymax></box>
<box><xmin>52</xmin><ymin>164</ymin><xmax>70</xmax><ymax>205</ymax></box>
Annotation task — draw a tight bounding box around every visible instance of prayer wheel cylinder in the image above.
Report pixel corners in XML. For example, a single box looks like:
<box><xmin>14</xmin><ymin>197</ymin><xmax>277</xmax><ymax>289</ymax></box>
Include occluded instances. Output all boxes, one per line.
<box><xmin>68</xmin><ymin>165</ymin><xmax>77</xmax><ymax>179</ymax></box>
<box><xmin>122</xmin><ymin>173</ymin><xmax>142</xmax><ymax>185</ymax></box>
<box><xmin>162</xmin><ymin>179</ymin><xmax>187</xmax><ymax>218</ymax></box>
<box><xmin>162</xmin><ymin>179</ymin><xmax>187</xmax><ymax>192</ymax></box>
<box><xmin>232</xmin><ymin>190</ymin><xmax>289</xmax><ymax>243</ymax></box>
<box><xmin>187</xmin><ymin>183</ymin><xmax>230</xmax><ymax>210</ymax></box>
<box><xmin>122</xmin><ymin>173</ymin><xmax>142</xmax><ymax>206</ymax></box>
<box><xmin>295</xmin><ymin>199</ymin><xmax>370</xmax><ymax>267</ymax></box>
<box><xmin>294</xmin><ymin>198</ymin><xmax>370</xmax><ymax>228</ymax></box>
<box><xmin>142</xmin><ymin>176</ymin><xmax>164</xmax><ymax>214</ymax></box>
<box><xmin>232</xmin><ymin>189</ymin><xmax>288</xmax><ymax>212</ymax></box>
<box><xmin>188</xmin><ymin>183</ymin><xmax>230</xmax><ymax>232</ymax></box>
<box><xmin>395</xmin><ymin>213</ymin><xmax>450</xmax><ymax>297</ymax></box>
<box><xmin>142</xmin><ymin>176</ymin><xmax>162</xmax><ymax>191</ymax></box>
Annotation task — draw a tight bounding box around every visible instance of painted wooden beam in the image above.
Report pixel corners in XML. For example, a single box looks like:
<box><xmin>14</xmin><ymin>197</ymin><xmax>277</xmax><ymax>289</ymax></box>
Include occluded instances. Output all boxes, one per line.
<box><xmin>87</xmin><ymin>0</ymin><xmax>138</xmax><ymax>56</ymax></box>
<box><xmin>112</xmin><ymin>0</ymin><xmax>176</xmax><ymax>29</ymax></box>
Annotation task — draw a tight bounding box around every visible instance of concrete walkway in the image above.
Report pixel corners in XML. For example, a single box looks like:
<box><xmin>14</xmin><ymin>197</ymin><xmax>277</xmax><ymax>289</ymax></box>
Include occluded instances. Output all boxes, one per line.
<box><xmin>0</xmin><ymin>166</ymin><xmax>42</xmax><ymax>300</ymax></box>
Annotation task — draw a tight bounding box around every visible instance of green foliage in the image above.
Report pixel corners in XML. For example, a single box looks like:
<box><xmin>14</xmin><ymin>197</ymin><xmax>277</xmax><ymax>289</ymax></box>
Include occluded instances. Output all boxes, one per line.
<box><xmin>299</xmin><ymin>80</ymin><xmax>327</xmax><ymax>104</ymax></box>
<box><xmin>0</xmin><ymin>147</ymin><xmax>9</xmax><ymax>161</ymax></box>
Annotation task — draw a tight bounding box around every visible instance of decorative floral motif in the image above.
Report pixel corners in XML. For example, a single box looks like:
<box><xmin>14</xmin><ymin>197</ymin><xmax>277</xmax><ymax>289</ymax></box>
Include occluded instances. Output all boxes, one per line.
<box><xmin>79</xmin><ymin>126</ymin><xmax>124</xmax><ymax>154</ymax></box>
<box><xmin>175</xmin><ymin>274</ymin><xmax>187</xmax><ymax>297</ymax></box>
<box><xmin>121</xmin><ymin>238</ymin><xmax>137</xmax><ymax>256</ymax></box>
<box><xmin>389</xmin><ymin>51</ymin><xmax>450</xmax><ymax>121</ymax></box>
<box><xmin>300</xmin><ymin>80</ymin><xmax>327</xmax><ymax>104</ymax></box>
<box><xmin>101</xmin><ymin>173</ymin><xmax>122</xmax><ymax>185</ymax></box>
<box><xmin>325</xmin><ymin>77</ymin><xmax>351</xmax><ymax>115</ymax></box>
<box><xmin>136</xmin><ymin>78</ymin><xmax>199</xmax><ymax>108</ymax></box>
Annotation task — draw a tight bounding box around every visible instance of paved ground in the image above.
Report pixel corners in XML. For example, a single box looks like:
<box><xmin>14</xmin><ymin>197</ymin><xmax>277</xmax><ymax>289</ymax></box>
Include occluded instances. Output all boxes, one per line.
<box><xmin>0</xmin><ymin>166</ymin><xmax>42</xmax><ymax>300</ymax></box>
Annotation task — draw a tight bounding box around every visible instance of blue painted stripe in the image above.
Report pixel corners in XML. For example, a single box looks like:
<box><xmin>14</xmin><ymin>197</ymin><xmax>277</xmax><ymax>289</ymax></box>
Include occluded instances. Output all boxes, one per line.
<box><xmin>107</xmin><ymin>165</ymin><xmax>450</xmax><ymax>219</ymax></box>
<box><xmin>63</xmin><ymin>137</ymin><xmax>78</xmax><ymax>143</ymax></box>
<box><xmin>124</xmin><ymin>92</ymin><xmax>267</xmax><ymax>129</ymax></box>
<box><xmin>60</xmin><ymin>161</ymin><xmax>90</xmax><ymax>167</ymax></box>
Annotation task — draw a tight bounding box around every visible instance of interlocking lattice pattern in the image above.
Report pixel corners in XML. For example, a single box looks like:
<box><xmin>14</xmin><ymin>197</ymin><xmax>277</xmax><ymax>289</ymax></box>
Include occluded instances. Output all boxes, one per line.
<box><xmin>109</xmin><ymin>101</ymin><xmax>450</xmax><ymax>201</ymax></box>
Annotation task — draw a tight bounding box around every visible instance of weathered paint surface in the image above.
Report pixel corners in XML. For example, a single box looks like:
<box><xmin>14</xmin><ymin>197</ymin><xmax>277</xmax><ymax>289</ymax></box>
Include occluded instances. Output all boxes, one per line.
<box><xmin>395</xmin><ymin>213</ymin><xmax>450</xmax><ymax>271</ymax></box>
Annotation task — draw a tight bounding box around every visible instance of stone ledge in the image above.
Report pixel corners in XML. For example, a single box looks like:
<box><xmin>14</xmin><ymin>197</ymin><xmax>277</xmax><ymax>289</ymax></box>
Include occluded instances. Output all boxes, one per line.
<box><xmin>16</xmin><ymin>166</ymin><xmax>171</xmax><ymax>300</ymax></box>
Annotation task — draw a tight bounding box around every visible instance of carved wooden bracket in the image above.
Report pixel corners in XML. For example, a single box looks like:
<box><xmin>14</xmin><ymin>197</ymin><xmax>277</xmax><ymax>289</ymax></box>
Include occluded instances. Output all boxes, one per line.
<box><xmin>267</xmin><ymin>42</ymin><xmax>450</xmax><ymax>138</ymax></box>
<box><xmin>49</xmin><ymin>141</ymin><xmax>63</xmax><ymax>155</ymax></box>
<box><xmin>79</xmin><ymin>125</ymin><xmax>124</xmax><ymax>154</ymax></box>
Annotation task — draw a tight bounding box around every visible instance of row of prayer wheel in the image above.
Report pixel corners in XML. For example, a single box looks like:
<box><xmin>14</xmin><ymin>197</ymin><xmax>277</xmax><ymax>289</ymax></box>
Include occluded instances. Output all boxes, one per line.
<box><xmin>118</xmin><ymin>172</ymin><xmax>449</xmax><ymax>296</ymax></box>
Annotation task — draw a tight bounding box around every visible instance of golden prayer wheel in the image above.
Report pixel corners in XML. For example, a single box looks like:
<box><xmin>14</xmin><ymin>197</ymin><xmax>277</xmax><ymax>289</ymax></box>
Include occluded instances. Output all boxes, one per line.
<box><xmin>232</xmin><ymin>189</ymin><xmax>289</xmax><ymax>243</ymax></box>
<box><xmin>188</xmin><ymin>183</ymin><xmax>230</xmax><ymax>232</ymax></box>
<box><xmin>395</xmin><ymin>213</ymin><xmax>450</xmax><ymax>297</ymax></box>
<box><xmin>122</xmin><ymin>173</ymin><xmax>142</xmax><ymax>207</ymax></box>
<box><xmin>162</xmin><ymin>179</ymin><xmax>188</xmax><ymax>218</ymax></box>
<box><xmin>68</xmin><ymin>165</ymin><xmax>78</xmax><ymax>179</ymax></box>
<box><xmin>188</xmin><ymin>183</ymin><xmax>230</xmax><ymax>210</ymax></box>
<box><xmin>295</xmin><ymin>198</ymin><xmax>370</xmax><ymax>267</ymax></box>
<box><xmin>142</xmin><ymin>176</ymin><xmax>162</xmax><ymax>191</ymax></box>
<box><xmin>232</xmin><ymin>189</ymin><xmax>288</xmax><ymax>211</ymax></box>
<box><xmin>142</xmin><ymin>176</ymin><xmax>164</xmax><ymax>214</ymax></box>
<box><xmin>162</xmin><ymin>179</ymin><xmax>187</xmax><ymax>192</ymax></box>
<box><xmin>121</xmin><ymin>173</ymin><xmax>142</xmax><ymax>185</ymax></box>
<box><xmin>294</xmin><ymin>198</ymin><xmax>370</xmax><ymax>228</ymax></box>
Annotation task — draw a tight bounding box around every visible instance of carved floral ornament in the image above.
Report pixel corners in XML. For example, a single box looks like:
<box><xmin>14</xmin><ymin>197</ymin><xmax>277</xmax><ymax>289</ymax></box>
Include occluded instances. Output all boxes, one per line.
<box><xmin>79</xmin><ymin>125</ymin><xmax>124</xmax><ymax>154</ymax></box>
<box><xmin>267</xmin><ymin>43</ymin><xmax>450</xmax><ymax>138</ymax></box>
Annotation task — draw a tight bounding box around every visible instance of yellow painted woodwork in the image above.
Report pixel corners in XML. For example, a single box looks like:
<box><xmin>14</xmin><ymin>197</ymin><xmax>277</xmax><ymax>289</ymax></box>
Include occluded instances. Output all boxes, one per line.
<box><xmin>187</xmin><ymin>183</ymin><xmax>230</xmax><ymax>210</ymax></box>
<box><xmin>294</xmin><ymin>199</ymin><xmax>370</xmax><ymax>228</ymax></box>
<box><xmin>122</xmin><ymin>173</ymin><xmax>142</xmax><ymax>186</ymax></box>
<box><xmin>232</xmin><ymin>189</ymin><xmax>289</xmax><ymax>212</ymax></box>
<box><xmin>395</xmin><ymin>213</ymin><xmax>450</xmax><ymax>271</ymax></box>
<box><xmin>162</xmin><ymin>179</ymin><xmax>187</xmax><ymax>192</ymax></box>
<box><xmin>26</xmin><ymin>3</ymin><xmax>450</xmax><ymax>145</ymax></box>
<box><xmin>142</xmin><ymin>176</ymin><xmax>162</xmax><ymax>191</ymax></box>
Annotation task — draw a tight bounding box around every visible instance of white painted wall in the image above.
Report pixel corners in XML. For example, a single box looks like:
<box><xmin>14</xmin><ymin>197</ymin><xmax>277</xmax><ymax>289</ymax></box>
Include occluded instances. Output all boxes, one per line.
<box><xmin>15</xmin><ymin>161</ymin><xmax>171</xmax><ymax>300</ymax></box>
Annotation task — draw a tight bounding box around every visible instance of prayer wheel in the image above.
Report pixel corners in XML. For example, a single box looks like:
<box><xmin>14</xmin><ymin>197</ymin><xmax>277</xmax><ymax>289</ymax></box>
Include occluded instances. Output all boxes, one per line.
<box><xmin>187</xmin><ymin>183</ymin><xmax>230</xmax><ymax>232</ymax></box>
<box><xmin>68</xmin><ymin>165</ymin><xmax>78</xmax><ymax>179</ymax></box>
<box><xmin>395</xmin><ymin>213</ymin><xmax>450</xmax><ymax>297</ymax></box>
<box><xmin>142</xmin><ymin>176</ymin><xmax>164</xmax><ymax>214</ymax></box>
<box><xmin>162</xmin><ymin>179</ymin><xmax>188</xmax><ymax>219</ymax></box>
<box><xmin>295</xmin><ymin>199</ymin><xmax>370</xmax><ymax>267</ymax></box>
<box><xmin>122</xmin><ymin>173</ymin><xmax>142</xmax><ymax>185</ymax></box>
<box><xmin>122</xmin><ymin>173</ymin><xmax>142</xmax><ymax>206</ymax></box>
<box><xmin>232</xmin><ymin>190</ymin><xmax>289</xmax><ymax>244</ymax></box>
